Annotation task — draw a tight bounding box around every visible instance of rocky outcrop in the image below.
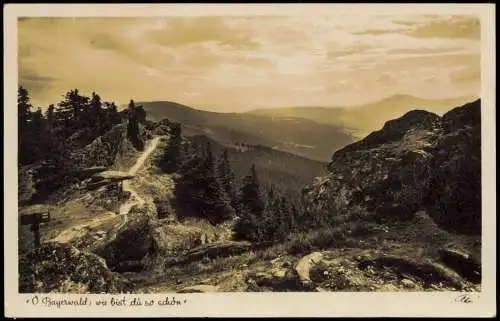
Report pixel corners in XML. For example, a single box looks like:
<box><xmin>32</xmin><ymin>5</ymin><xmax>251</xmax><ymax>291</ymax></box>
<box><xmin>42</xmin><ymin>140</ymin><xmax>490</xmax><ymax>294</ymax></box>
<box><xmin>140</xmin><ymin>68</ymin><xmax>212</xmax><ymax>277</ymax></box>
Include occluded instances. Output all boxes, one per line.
<box><xmin>294</xmin><ymin>252</ymin><xmax>324</xmax><ymax>288</ymax></box>
<box><xmin>19</xmin><ymin>243</ymin><xmax>133</xmax><ymax>293</ymax></box>
<box><xmin>95</xmin><ymin>209</ymin><xmax>153</xmax><ymax>272</ymax></box>
<box><xmin>438</xmin><ymin>248</ymin><xmax>481</xmax><ymax>283</ymax></box>
<box><xmin>150</xmin><ymin>223</ymin><xmax>214</xmax><ymax>254</ymax></box>
<box><xmin>71</xmin><ymin>123</ymin><xmax>148</xmax><ymax>171</ymax></box>
<box><xmin>304</xmin><ymin>99</ymin><xmax>481</xmax><ymax>235</ymax></box>
<box><xmin>177</xmin><ymin>285</ymin><xmax>220</xmax><ymax>293</ymax></box>
<box><xmin>172</xmin><ymin>241</ymin><xmax>253</xmax><ymax>266</ymax></box>
<box><xmin>426</xmin><ymin>100</ymin><xmax>481</xmax><ymax>234</ymax></box>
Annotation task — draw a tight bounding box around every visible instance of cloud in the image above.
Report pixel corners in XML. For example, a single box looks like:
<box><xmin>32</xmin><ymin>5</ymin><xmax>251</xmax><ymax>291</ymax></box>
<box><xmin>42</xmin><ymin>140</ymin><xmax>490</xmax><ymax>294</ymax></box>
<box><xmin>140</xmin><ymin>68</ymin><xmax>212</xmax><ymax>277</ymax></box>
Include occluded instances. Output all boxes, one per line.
<box><xmin>17</xmin><ymin>15</ymin><xmax>481</xmax><ymax>111</ymax></box>
<box><xmin>449</xmin><ymin>66</ymin><xmax>481</xmax><ymax>84</ymax></box>
<box><xmin>353</xmin><ymin>28</ymin><xmax>405</xmax><ymax>36</ymax></box>
<box><xmin>405</xmin><ymin>16</ymin><xmax>480</xmax><ymax>40</ymax></box>
<box><xmin>143</xmin><ymin>17</ymin><xmax>261</xmax><ymax>49</ymax></box>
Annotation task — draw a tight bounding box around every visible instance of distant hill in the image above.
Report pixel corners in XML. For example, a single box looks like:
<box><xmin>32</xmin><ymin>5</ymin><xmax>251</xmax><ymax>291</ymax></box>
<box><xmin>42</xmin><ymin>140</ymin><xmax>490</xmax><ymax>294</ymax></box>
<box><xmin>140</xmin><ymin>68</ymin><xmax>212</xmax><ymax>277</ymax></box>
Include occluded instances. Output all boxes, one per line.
<box><xmin>139</xmin><ymin>101</ymin><xmax>355</xmax><ymax>162</ymax></box>
<box><xmin>249</xmin><ymin>95</ymin><xmax>478</xmax><ymax>138</ymax></box>
<box><xmin>188</xmin><ymin>135</ymin><xmax>327</xmax><ymax>197</ymax></box>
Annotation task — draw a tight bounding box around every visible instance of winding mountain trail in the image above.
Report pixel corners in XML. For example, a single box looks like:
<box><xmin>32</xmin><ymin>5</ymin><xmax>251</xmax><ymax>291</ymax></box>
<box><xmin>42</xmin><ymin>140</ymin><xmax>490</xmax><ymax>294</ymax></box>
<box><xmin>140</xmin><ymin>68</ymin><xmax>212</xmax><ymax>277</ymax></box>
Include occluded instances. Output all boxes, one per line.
<box><xmin>112</xmin><ymin>136</ymin><xmax>161</xmax><ymax>238</ymax></box>
<box><xmin>50</xmin><ymin>136</ymin><xmax>161</xmax><ymax>244</ymax></box>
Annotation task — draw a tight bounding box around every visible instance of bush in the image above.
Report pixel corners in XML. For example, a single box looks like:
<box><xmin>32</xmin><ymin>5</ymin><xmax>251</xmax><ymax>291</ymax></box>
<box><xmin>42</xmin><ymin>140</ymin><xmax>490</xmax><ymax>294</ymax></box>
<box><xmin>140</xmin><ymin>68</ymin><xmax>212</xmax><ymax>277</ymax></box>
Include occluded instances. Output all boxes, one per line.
<box><xmin>285</xmin><ymin>227</ymin><xmax>346</xmax><ymax>255</ymax></box>
<box><xmin>154</xmin><ymin>197</ymin><xmax>174</xmax><ymax>219</ymax></box>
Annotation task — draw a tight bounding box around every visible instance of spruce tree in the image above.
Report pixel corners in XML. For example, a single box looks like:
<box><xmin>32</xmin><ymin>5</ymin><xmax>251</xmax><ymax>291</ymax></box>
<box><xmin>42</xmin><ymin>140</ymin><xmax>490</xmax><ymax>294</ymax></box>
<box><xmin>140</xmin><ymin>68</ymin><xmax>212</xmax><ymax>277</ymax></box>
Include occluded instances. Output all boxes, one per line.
<box><xmin>30</xmin><ymin>108</ymin><xmax>49</xmax><ymax>162</ymax></box>
<box><xmin>18</xmin><ymin>86</ymin><xmax>32</xmax><ymax>165</ymax></box>
<box><xmin>135</xmin><ymin>105</ymin><xmax>147</xmax><ymax>124</ymax></box>
<box><xmin>104</xmin><ymin>101</ymin><xmax>121</xmax><ymax>128</ymax></box>
<box><xmin>160</xmin><ymin>122</ymin><xmax>182</xmax><ymax>173</ymax></box>
<box><xmin>217</xmin><ymin>149</ymin><xmax>237</xmax><ymax>209</ymax></box>
<box><xmin>88</xmin><ymin>92</ymin><xmax>104</xmax><ymax>135</ymax></box>
<box><xmin>275</xmin><ymin>196</ymin><xmax>291</xmax><ymax>241</ymax></box>
<box><xmin>239</xmin><ymin>165</ymin><xmax>265</xmax><ymax>215</ymax></box>
<box><xmin>234</xmin><ymin>164</ymin><xmax>265</xmax><ymax>241</ymax></box>
<box><xmin>45</xmin><ymin>104</ymin><xmax>55</xmax><ymax>130</ymax></box>
<box><xmin>174</xmin><ymin>144</ymin><xmax>206</xmax><ymax>220</ymax></box>
<box><xmin>55</xmin><ymin>89</ymin><xmax>89</xmax><ymax>134</ymax></box>
<box><xmin>126</xmin><ymin>99</ymin><xmax>144</xmax><ymax>150</ymax></box>
<box><xmin>199</xmin><ymin>143</ymin><xmax>234</xmax><ymax>224</ymax></box>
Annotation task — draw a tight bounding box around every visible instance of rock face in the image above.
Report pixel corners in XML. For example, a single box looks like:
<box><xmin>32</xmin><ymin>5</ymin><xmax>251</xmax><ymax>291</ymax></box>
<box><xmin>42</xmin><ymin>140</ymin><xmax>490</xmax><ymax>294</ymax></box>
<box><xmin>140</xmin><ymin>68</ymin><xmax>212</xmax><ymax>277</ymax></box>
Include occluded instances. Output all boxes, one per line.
<box><xmin>303</xmin><ymin>99</ymin><xmax>481</xmax><ymax>235</ymax></box>
<box><xmin>427</xmin><ymin>100</ymin><xmax>482</xmax><ymax>234</ymax></box>
<box><xmin>71</xmin><ymin>123</ymin><xmax>148</xmax><ymax>170</ymax></box>
<box><xmin>438</xmin><ymin>248</ymin><xmax>481</xmax><ymax>283</ymax></box>
<box><xmin>96</xmin><ymin>209</ymin><xmax>153</xmax><ymax>272</ymax></box>
<box><xmin>19</xmin><ymin>243</ymin><xmax>133</xmax><ymax>293</ymax></box>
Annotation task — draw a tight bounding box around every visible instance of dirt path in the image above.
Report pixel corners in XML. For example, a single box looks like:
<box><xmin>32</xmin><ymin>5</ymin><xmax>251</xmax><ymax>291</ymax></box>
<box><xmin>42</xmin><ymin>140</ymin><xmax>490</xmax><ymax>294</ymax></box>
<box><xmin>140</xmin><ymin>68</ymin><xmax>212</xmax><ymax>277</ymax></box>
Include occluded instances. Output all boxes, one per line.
<box><xmin>50</xmin><ymin>137</ymin><xmax>161</xmax><ymax>244</ymax></box>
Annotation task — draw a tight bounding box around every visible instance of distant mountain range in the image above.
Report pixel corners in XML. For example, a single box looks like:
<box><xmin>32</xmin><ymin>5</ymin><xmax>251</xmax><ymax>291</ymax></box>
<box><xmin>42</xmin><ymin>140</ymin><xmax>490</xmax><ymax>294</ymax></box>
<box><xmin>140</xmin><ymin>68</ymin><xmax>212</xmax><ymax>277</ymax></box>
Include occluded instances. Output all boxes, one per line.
<box><xmin>138</xmin><ymin>95</ymin><xmax>477</xmax><ymax>162</ymax></box>
<box><xmin>248</xmin><ymin>95</ymin><xmax>478</xmax><ymax>138</ymax></box>
<box><xmin>140</xmin><ymin>101</ymin><xmax>355</xmax><ymax>162</ymax></box>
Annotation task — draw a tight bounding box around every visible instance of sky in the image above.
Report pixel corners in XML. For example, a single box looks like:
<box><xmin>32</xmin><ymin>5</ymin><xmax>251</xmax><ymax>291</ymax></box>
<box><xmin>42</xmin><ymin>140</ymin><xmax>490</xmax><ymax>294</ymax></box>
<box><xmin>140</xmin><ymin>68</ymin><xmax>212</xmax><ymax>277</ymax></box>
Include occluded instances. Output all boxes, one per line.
<box><xmin>18</xmin><ymin>14</ymin><xmax>480</xmax><ymax>112</ymax></box>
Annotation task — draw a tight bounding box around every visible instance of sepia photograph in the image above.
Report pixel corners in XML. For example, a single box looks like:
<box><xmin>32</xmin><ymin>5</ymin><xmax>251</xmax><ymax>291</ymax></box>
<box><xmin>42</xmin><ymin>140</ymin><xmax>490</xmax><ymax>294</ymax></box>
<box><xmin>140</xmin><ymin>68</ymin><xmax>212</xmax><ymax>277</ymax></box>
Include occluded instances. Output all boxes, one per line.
<box><xmin>4</xmin><ymin>3</ymin><xmax>496</xmax><ymax>318</ymax></box>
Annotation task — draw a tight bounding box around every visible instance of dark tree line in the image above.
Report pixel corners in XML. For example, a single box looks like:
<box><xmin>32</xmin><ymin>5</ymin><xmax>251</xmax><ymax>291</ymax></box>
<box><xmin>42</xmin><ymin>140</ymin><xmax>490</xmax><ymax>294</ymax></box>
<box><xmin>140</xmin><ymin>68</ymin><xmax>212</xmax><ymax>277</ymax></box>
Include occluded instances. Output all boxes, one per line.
<box><xmin>159</xmin><ymin>124</ymin><xmax>303</xmax><ymax>242</ymax></box>
<box><xmin>18</xmin><ymin>86</ymin><xmax>148</xmax><ymax>200</ymax></box>
<box><xmin>18</xmin><ymin>87</ymin><xmax>121</xmax><ymax>167</ymax></box>
<box><xmin>18</xmin><ymin>86</ymin><xmax>149</xmax><ymax>167</ymax></box>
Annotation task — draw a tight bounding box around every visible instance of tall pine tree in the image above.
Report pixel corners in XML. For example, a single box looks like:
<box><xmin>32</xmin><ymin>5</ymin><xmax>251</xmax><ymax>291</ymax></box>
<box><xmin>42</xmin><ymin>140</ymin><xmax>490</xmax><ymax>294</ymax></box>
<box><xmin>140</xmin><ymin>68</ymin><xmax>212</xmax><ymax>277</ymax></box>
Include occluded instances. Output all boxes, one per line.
<box><xmin>160</xmin><ymin>122</ymin><xmax>182</xmax><ymax>173</ymax></box>
<box><xmin>18</xmin><ymin>86</ymin><xmax>32</xmax><ymax>165</ymax></box>
<box><xmin>198</xmin><ymin>143</ymin><xmax>234</xmax><ymax>224</ymax></box>
<box><xmin>217</xmin><ymin>149</ymin><xmax>237</xmax><ymax>209</ymax></box>
<box><xmin>234</xmin><ymin>164</ymin><xmax>265</xmax><ymax>242</ymax></box>
<box><xmin>174</xmin><ymin>150</ymin><xmax>205</xmax><ymax>219</ymax></box>
<box><xmin>126</xmin><ymin>99</ymin><xmax>144</xmax><ymax>151</ymax></box>
<box><xmin>87</xmin><ymin>92</ymin><xmax>104</xmax><ymax>135</ymax></box>
<box><xmin>55</xmin><ymin>89</ymin><xmax>89</xmax><ymax>136</ymax></box>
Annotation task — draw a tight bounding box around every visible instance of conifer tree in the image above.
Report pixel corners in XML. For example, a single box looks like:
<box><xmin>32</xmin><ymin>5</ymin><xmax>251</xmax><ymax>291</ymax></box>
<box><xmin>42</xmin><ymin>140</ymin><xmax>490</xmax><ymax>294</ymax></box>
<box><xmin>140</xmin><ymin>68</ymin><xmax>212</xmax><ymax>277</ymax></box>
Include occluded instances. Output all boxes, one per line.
<box><xmin>217</xmin><ymin>149</ymin><xmax>237</xmax><ymax>209</ymax></box>
<box><xmin>45</xmin><ymin>104</ymin><xmax>55</xmax><ymax>129</ymax></box>
<box><xmin>88</xmin><ymin>92</ymin><xmax>104</xmax><ymax>134</ymax></box>
<box><xmin>135</xmin><ymin>105</ymin><xmax>147</xmax><ymax>124</ymax></box>
<box><xmin>126</xmin><ymin>99</ymin><xmax>144</xmax><ymax>150</ymax></box>
<box><xmin>234</xmin><ymin>164</ymin><xmax>266</xmax><ymax>241</ymax></box>
<box><xmin>18</xmin><ymin>86</ymin><xmax>32</xmax><ymax>165</ymax></box>
<box><xmin>104</xmin><ymin>101</ymin><xmax>121</xmax><ymax>128</ymax></box>
<box><xmin>174</xmin><ymin>151</ymin><xmax>204</xmax><ymax>219</ymax></box>
<box><xmin>160</xmin><ymin>122</ymin><xmax>182</xmax><ymax>173</ymax></box>
<box><xmin>30</xmin><ymin>108</ymin><xmax>48</xmax><ymax>161</ymax></box>
<box><xmin>55</xmin><ymin>89</ymin><xmax>89</xmax><ymax>134</ymax></box>
<box><xmin>198</xmin><ymin>143</ymin><xmax>234</xmax><ymax>224</ymax></box>
<box><xmin>275</xmin><ymin>195</ymin><xmax>291</xmax><ymax>241</ymax></box>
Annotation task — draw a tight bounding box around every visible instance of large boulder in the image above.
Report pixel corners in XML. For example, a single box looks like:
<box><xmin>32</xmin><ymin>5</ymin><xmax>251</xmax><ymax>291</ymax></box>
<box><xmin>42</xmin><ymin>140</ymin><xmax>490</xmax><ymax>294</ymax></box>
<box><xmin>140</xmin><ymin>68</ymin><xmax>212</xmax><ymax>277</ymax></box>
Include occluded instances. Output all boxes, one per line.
<box><xmin>294</xmin><ymin>252</ymin><xmax>324</xmax><ymax>289</ymax></box>
<box><xmin>438</xmin><ymin>248</ymin><xmax>481</xmax><ymax>283</ymax></box>
<box><xmin>19</xmin><ymin>243</ymin><xmax>133</xmax><ymax>293</ymax></box>
<box><xmin>95</xmin><ymin>208</ymin><xmax>153</xmax><ymax>271</ymax></box>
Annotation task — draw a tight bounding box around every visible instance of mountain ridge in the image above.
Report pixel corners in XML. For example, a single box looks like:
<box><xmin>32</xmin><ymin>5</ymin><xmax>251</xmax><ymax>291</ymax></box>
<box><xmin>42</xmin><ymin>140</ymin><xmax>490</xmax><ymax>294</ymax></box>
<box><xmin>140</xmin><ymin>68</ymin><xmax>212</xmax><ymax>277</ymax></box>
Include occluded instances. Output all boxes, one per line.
<box><xmin>247</xmin><ymin>94</ymin><xmax>478</xmax><ymax>138</ymax></box>
<box><xmin>140</xmin><ymin>100</ymin><xmax>355</xmax><ymax>162</ymax></box>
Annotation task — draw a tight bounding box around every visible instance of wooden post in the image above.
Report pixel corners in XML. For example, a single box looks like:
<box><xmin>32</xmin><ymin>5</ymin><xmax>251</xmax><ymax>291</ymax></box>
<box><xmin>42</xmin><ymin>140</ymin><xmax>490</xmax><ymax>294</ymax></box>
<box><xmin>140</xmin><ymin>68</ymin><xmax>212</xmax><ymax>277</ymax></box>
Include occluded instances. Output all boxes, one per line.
<box><xmin>20</xmin><ymin>205</ymin><xmax>51</xmax><ymax>250</ymax></box>
<box><xmin>30</xmin><ymin>223</ymin><xmax>41</xmax><ymax>249</ymax></box>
